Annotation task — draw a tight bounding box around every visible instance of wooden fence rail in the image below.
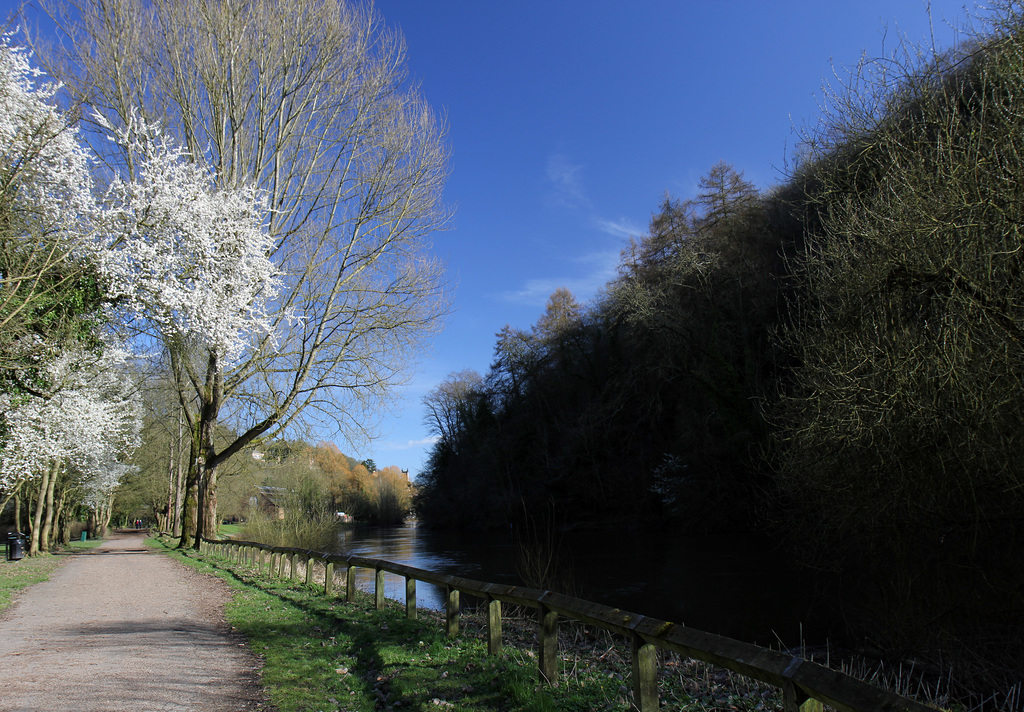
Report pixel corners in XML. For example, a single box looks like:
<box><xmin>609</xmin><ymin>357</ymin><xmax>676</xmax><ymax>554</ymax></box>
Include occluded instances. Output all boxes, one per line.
<box><xmin>196</xmin><ymin>536</ymin><xmax>935</xmax><ymax>712</ymax></box>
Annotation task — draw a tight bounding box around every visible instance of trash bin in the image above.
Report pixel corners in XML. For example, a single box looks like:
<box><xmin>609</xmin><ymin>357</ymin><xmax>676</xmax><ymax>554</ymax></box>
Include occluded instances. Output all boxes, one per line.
<box><xmin>81</xmin><ymin>530</ymin><xmax>87</xmax><ymax>542</ymax></box>
<box><xmin>6</xmin><ymin>532</ymin><xmax>26</xmax><ymax>562</ymax></box>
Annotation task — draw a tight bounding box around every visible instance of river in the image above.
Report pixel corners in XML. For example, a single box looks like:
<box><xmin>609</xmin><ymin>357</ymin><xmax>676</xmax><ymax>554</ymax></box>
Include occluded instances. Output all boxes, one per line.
<box><xmin>334</xmin><ymin>523</ymin><xmax>843</xmax><ymax>648</ymax></box>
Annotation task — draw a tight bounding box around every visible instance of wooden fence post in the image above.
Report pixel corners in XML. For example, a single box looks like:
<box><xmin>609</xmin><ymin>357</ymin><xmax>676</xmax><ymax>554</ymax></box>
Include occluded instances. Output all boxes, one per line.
<box><xmin>486</xmin><ymin>596</ymin><xmax>502</xmax><ymax>655</ymax></box>
<box><xmin>405</xmin><ymin>577</ymin><xmax>417</xmax><ymax>620</ymax></box>
<box><xmin>538</xmin><ymin>603</ymin><xmax>558</xmax><ymax>684</ymax></box>
<box><xmin>375</xmin><ymin>567</ymin><xmax>386</xmax><ymax>609</ymax></box>
<box><xmin>344</xmin><ymin>569</ymin><xmax>356</xmax><ymax>602</ymax></box>
<box><xmin>445</xmin><ymin>586</ymin><xmax>460</xmax><ymax>638</ymax></box>
<box><xmin>325</xmin><ymin>561</ymin><xmax>334</xmax><ymax>596</ymax></box>
<box><xmin>783</xmin><ymin>683</ymin><xmax>823</xmax><ymax>712</ymax></box>
<box><xmin>631</xmin><ymin>633</ymin><xmax>659</xmax><ymax>712</ymax></box>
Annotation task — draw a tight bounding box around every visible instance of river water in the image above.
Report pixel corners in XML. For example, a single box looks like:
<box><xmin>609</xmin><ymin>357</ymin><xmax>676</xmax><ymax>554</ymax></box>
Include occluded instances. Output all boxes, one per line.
<box><xmin>334</xmin><ymin>523</ymin><xmax>842</xmax><ymax>648</ymax></box>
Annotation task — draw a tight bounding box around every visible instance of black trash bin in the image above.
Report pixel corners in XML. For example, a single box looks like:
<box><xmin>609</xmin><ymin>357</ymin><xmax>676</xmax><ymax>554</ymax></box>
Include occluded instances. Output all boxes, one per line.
<box><xmin>6</xmin><ymin>532</ymin><xmax>26</xmax><ymax>562</ymax></box>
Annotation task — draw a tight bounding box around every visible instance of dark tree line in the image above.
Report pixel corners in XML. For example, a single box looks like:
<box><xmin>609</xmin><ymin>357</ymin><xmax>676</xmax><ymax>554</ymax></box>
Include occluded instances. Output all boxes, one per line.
<box><xmin>417</xmin><ymin>4</ymin><xmax>1024</xmax><ymax>696</ymax></box>
<box><xmin>417</xmin><ymin>161</ymin><xmax>793</xmax><ymax>531</ymax></box>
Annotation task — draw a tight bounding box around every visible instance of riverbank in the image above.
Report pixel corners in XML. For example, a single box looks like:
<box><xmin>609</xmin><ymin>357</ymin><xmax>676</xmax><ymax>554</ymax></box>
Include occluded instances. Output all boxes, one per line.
<box><xmin>155</xmin><ymin>536</ymin><xmax>958</xmax><ymax>712</ymax></box>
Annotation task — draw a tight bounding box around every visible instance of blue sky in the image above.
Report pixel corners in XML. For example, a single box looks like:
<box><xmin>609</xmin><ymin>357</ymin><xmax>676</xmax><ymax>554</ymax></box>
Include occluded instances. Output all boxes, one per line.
<box><xmin>363</xmin><ymin>0</ymin><xmax>973</xmax><ymax>476</ymax></box>
<box><xmin>3</xmin><ymin>0</ymin><xmax>974</xmax><ymax>476</ymax></box>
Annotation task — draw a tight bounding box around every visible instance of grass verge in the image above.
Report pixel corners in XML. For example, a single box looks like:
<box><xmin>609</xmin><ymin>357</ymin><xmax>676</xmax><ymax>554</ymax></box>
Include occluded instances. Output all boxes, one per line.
<box><xmin>148</xmin><ymin>537</ymin><xmax>807</xmax><ymax>712</ymax></box>
<box><xmin>218</xmin><ymin>523</ymin><xmax>242</xmax><ymax>539</ymax></box>
<box><xmin>0</xmin><ymin>538</ymin><xmax>104</xmax><ymax>614</ymax></box>
<box><xmin>155</xmin><ymin>537</ymin><xmax>625</xmax><ymax>711</ymax></box>
<box><xmin>151</xmin><ymin>537</ymin><xmax>964</xmax><ymax>712</ymax></box>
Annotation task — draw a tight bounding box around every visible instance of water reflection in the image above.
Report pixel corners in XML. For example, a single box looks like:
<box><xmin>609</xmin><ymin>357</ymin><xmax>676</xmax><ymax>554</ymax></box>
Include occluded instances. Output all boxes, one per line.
<box><xmin>334</xmin><ymin>523</ymin><xmax>841</xmax><ymax>648</ymax></box>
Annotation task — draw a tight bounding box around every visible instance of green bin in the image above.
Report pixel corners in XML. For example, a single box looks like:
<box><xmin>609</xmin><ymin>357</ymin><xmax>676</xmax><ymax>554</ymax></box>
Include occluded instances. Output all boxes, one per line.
<box><xmin>81</xmin><ymin>531</ymin><xmax>87</xmax><ymax>542</ymax></box>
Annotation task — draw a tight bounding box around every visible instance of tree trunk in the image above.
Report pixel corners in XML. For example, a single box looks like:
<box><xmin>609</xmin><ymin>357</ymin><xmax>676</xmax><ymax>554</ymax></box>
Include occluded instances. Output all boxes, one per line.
<box><xmin>40</xmin><ymin>462</ymin><xmax>60</xmax><ymax>552</ymax></box>
<box><xmin>195</xmin><ymin>459</ymin><xmax>206</xmax><ymax>549</ymax></box>
<box><xmin>177</xmin><ymin>427</ymin><xmax>200</xmax><ymax>548</ymax></box>
<box><xmin>193</xmin><ymin>438</ymin><xmax>219</xmax><ymax>547</ymax></box>
<box><xmin>179</xmin><ymin>470</ymin><xmax>198</xmax><ymax>547</ymax></box>
<box><xmin>172</xmin><ymin>405</ymin><xmax>185</xmax><ymax>536</ymax></box>
<box><xmin>54</xmin><ymin>489</ymin><xmax>69</xmax><ymax>546</ymax></box>
<box><xmin>203</xmin><ymin>464</ymin><xmax>218</xmax><ymax>539</ymax></box>
<box><xmin>97</xmin><ymin>492</ymin><xmax>114</xmax><ymax>537</ymax></box>
<box><xmin>27</xmin><ymin>491</ymin><xmax>36</xmax><ymax>536</ymax></box>
<box><xmin>164</xmin><ymin>438</ymin><xmax>175</xmax><ymax>532</ymax></box>
<box><xmin>173</xmin><ymin>433</ymin><xmax>184</xmax><ymax>536</ymax></box>
<box><xmin>1</xmin><ymin>480</ymin><xmax>24</xmax><ymax>522</ymax></box>
<box><xmin>192</xmin><ymin>349</ymin><xmax>223</xmax><ymax>550</ymax></box>
<box><xmin>29</xmin><ymin>462</ymin><xmax>55</xmax><ymax>556</ymax></box>
<box><xmin>174</xmin><ymin>448</ymin><xmax>184</xmax><ymax>534</ymax></box>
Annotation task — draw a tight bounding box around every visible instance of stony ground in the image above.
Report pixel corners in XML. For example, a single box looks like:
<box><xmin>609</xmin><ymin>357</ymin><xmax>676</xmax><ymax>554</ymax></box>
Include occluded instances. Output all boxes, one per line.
<box><xmin>0</xmin><ymin>531</ymin><xmax>269</xmax><ymax>711</ymax></box>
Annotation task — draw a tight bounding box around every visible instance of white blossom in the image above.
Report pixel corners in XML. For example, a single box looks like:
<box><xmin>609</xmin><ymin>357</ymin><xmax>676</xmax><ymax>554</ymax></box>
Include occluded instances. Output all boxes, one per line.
<box><xmin>0</xmin><ymin>343</ymin><xmax>141</xmax><ymax>493</ymax></box>
<box><xmin>0</xmin><ymin>33</ymin><xmax>96</xmax><ymax>247</ymax></box>
<box><xmin>100</xmin><ymin>112</ymin><xmax>280</xmax><ymax>362</ymax></box>
<box><xmin>0</xmin><ymin>38</ymin><xmax>278</xmax><ymax>504</ymax></box>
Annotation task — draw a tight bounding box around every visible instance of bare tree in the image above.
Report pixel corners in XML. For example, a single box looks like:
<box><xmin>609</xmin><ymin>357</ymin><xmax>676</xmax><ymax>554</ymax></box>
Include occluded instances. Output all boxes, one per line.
<box><xmin>776</xmin><ymin>5</ymin><xmax>1024</xmax><ymax>570</ymax></box>
<box><xmin>31</xmin><ymin>0</ymin><xmax>451</xmax><ymax>546</ymax></box>
<box><xmin>422</xmin><ymin>370</ymin><xmax>484</xmax><ymax>454</ymax></box>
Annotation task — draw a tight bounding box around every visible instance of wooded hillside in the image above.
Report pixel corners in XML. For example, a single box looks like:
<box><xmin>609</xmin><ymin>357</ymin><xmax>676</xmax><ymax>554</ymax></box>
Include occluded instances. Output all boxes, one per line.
<box><xmin>417</xmin><ymin>5</ymin><xmax>1024</xmax><ymax>693</ymax></box>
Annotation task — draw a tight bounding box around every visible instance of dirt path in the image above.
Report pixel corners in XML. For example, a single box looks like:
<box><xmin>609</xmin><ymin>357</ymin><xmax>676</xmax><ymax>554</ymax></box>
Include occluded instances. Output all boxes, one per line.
<box><xmin>0</xmin><ymin>532</ymin><xmax>269</xmax><ymax>711</ymax></box>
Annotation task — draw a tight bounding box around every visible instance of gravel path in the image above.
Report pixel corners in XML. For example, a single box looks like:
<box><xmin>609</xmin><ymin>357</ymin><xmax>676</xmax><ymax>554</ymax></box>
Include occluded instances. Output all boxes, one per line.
<box><xmin>0</xmin><ymin>532</ymin><xmax>269</xmax><ymax>711</ymax></box>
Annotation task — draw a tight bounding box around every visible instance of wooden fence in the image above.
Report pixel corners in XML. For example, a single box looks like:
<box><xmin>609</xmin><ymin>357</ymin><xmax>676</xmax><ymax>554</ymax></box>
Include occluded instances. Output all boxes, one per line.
<box><xmin>197</xmin><ymin>536</ymin><xmax>936</xmax><ymax>712</ymax></box>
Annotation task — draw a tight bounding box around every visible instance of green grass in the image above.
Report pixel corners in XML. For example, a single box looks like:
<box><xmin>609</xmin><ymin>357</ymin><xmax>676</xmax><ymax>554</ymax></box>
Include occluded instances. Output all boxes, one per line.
<box><xmin>218</xmin><ymin>523</ymin><xmax>241</xmax><ymax>539</ymax></box>
<box><xmin>151</xmin><ymin>538</ymin><xmax>959</xmax><ymax>712</ymax></box>
<box><xmin>0</xmin><ymin>538</ymin><xmax>103</xmax><ymax>614</ymax></box>
<box><xmin>154</xmin><ymin>538</ymin><xmax>635</xmax><ymax>711</ymax></box>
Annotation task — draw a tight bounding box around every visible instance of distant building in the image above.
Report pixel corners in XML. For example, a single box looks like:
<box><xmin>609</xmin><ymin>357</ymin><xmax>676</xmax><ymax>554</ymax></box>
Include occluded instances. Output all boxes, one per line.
<box><xmin>253</xmin><ymin>486</ymin><xmax>286</xmax><ymax>519</ymax></box>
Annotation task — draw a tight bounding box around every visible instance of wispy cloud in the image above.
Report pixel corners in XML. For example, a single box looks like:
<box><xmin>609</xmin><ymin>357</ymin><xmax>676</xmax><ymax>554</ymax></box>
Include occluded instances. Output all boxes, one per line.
<box><xmin>379</xmin><ymin>435</ymin><xmax>440</xmax><ymax>451</ymax></box>
<box><xmin>504</xmin><ymin>153</ymin><xmax>641</xmax><ymax>308</ymax></box>
<box><xmin>544</xmin><ymin>153</ymin><xmax>589</xmax><ymax>209</ymax></box>
<box><xmin>500</xmin><ymin>249</ymin><xmax>620</xmax><ymax>307</ymax></box>
<box><xmin>593</xmin><ymin>217</ymin><xmax>644</xmax><ymax>239</ymax></box>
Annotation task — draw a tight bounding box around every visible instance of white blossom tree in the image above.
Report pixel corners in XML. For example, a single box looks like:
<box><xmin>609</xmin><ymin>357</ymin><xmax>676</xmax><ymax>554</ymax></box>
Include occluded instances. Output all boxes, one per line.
<box><xmin>0</xmin><ymin>34</ymin><xmax>127</xmax><ymax>547</ymax></box>
<box><xmin>1</xmin><ymin>35</ymin><xmax>272</xmax><ymax>549</ymax></box>
<box><xmin>36</xmin><ymin>0</ymin><xmax>452</xmax><ymax>546</ymax></box>
<box><xmin>0</xmin><ymin>32</ymin><xmax>103</xmax><ymax>395</ymax></box>
<box><xmin>95</xmin><ymin>110</ymin><xmax>281</xmax><ymax>546</ymax></box>
<box><xmin>0</xmin><ymin>344</ymin><xmax>141</xmax><ymax>553</ymax></box>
